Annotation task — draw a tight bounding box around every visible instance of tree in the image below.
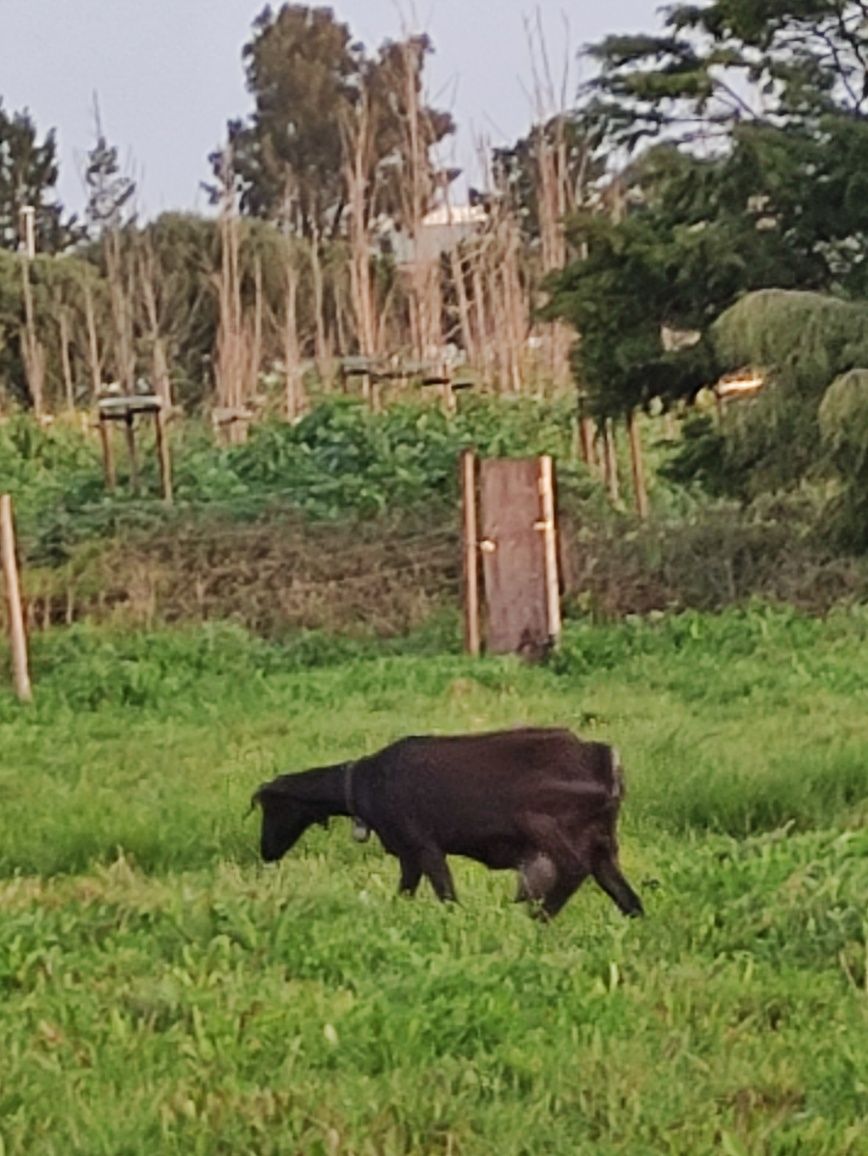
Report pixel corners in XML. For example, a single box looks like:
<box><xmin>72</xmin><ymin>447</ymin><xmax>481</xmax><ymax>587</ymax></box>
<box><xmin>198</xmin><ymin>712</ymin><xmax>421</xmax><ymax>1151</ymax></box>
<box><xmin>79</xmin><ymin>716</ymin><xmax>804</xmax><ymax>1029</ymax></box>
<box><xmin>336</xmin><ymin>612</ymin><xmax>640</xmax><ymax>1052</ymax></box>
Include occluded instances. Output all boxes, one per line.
<box><xmin>211</xmin><ymin>7</ymin><xmax>454</xmax><ymax>238</ymax></box>
<box><xmin>0</xmin><ymin>101</ymin><xmax>76</xmax><ymax>253</ymax></box>
<box><xmin>83</xmin><ymin>98</ymin><xmax>136</xmax><ymax>239</ymax></box>
<box><xmin>213</xmin><ymin>5</ymin><xmax>359</xmax><ymax>237</ymax></box>
<box><xmin>583</xmin><ymin>1</ymin><xmax>868</xmax><ymax>296</ymax></box>
<box><xmin>584</xmin><ymin>1</ymin><xmax>868</xmax><ymax>146</ymax></box>
<box><xmin>549</xmin><ymin>1</ymin><xmax>868</xmax><ymax>429</ymax></box>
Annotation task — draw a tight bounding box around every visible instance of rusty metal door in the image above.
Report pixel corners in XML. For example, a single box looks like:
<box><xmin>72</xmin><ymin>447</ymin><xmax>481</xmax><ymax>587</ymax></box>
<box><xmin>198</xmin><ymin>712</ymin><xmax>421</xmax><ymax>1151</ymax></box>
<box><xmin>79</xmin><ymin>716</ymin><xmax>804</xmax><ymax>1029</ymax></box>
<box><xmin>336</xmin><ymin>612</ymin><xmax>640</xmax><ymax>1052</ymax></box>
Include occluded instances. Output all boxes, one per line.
<box><xmin>479</xmin><ymin>458</ymin><xmax>550</xmax><ymax>656</ymax></box>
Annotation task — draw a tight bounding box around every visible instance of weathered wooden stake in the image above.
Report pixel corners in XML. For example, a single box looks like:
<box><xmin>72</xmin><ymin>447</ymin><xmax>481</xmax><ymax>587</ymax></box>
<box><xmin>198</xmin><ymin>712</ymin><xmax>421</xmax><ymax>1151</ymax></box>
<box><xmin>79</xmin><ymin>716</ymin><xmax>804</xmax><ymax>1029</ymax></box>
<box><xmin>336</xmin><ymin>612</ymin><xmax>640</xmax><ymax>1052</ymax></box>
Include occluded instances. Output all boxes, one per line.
<box><xmin>538</xmin><ymin>455</ymin><xmax>562</xmax><ymax>645</ymax></box>
<box><xmin>627</xmin><ymin>409</ymin><xmax>650</xmax><ymax>520</ymax></box>
<box><xmin>460</xmin><ymin>450</ymin><xmax>481</xmax><ymax>657</ymax></box>
<box><xmin>1</xmin><ymin>494</ymin><xmax>33</xmax><ymax>703</ymax></box>
<box><xmin>98</xmin><ymin>420</ymin><xmax>116</xmax><ymax>491</ymax></box>
<box><xmin>124</xmin><ymin>414</ymin><xmax>140</xmax><ymax>495</ymax></box>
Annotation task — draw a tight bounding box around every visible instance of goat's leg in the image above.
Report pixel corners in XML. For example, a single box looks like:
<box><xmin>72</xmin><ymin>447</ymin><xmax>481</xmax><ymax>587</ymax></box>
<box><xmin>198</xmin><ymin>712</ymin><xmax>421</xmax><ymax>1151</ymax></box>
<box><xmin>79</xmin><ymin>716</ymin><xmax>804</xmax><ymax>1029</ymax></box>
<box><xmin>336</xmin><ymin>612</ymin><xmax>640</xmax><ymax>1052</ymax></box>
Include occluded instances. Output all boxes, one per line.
<box><xmin>418</xmin><ymin>847</ymin><xmax>458</xmax><ymax>903</ymax></box>
<box><xmin>592</xmin><ymin>855</ymin><xmax>644</xmax><ymax>917</ymax></box>
<box><xmin>538</xmin><ymin>869</ymin><xmax>588</xmax><ymax>921</ymax></box>
<box><xmin>397</xmin><ymin>856</ymin><xmax>422</xmax><ymax>897</ymax></box>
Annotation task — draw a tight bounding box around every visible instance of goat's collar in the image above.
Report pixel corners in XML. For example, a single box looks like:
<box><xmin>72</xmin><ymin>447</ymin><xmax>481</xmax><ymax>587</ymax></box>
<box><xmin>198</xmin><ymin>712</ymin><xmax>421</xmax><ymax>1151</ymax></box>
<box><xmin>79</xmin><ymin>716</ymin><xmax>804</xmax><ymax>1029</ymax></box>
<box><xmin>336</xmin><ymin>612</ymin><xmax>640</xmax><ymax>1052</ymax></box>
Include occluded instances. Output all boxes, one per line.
<box><xmin>343</xmin><ymin>760</ymin><xmax>371</xmax><ymax>843</ymax></box>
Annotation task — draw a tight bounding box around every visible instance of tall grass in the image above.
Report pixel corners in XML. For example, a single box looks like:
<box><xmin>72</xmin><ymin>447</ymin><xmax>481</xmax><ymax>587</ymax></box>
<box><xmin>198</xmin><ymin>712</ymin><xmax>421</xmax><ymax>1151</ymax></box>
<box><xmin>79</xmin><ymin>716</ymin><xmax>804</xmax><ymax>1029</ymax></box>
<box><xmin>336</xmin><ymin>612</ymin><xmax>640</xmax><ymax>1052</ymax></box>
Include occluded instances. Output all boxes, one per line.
<box><xmin>0</xmin><ymin>609</ymin><xmax>866</xmax><ymax>1153</ymax></box>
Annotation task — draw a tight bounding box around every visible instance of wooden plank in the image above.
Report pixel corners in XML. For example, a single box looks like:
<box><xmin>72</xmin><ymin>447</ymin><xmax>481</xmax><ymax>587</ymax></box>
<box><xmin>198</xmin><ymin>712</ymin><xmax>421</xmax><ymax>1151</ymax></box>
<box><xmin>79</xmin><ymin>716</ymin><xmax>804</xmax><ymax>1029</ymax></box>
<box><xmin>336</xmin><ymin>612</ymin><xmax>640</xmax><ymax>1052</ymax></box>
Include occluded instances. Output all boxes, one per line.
<box><xmin>1</xmin><ymin>494</ymin><xmax>33</xmax><ymax>703</ymax></box>
<box><xmin>480</xmin><ymin>458</ymin><xmax>548</xmax><ymax>656</ymax></box>
<box><xmin>460</xmin><ymin>450</ymin><xmax>481</xmax><ymax>656</ymax></box>
<box><xmin>538</xmin><ymin>455</ymin><xmax>562</xmax><ymax>644</ymax></box>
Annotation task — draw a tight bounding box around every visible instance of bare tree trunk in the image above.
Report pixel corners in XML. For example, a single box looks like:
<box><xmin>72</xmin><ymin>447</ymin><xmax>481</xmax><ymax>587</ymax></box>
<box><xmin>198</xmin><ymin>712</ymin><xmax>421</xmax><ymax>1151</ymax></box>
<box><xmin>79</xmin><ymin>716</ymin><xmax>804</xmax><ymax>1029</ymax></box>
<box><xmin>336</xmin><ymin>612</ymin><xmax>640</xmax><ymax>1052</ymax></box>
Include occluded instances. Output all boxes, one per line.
<box><xmin>524</xmin><ymin>12</ymin><xmax>587</xmax><ymax>392</ymax></box>
<box><xmin>627</xmin><ymin>409</ymin><xmax>650</xmax><ymax>519</ymax></box>
<box><xmin>58</xmin><ymin>304</ymin><xmax>75</xmax><ymax>411</ymax></box>
<box><xmin>449</xmin><ymin>245</ymin><xmax>476</xmax><ymax>366</ymax></box>
<box><xmin>20</xmin><ymin>259</ymin><xmax>46</xmax><ymax>418</ymax></box>
<box><xmin>215</xmin><ymin>161</ymin><xmax>247</xmax><ymax>420</ymax></box>
<box><xmin>471</xmin><ymin>259</ymin><xmax>493</xmax><ymax>384</ymax></box>
<box><xmin>83</xmin><ymin>281</ymin><xmax>103</xmax><ymax>399</ymax></box>
<box><xmin>105</xmin><ymin>228</ymin><xmax>135</xmax><ymax>392</ymax></box>
<box><xmin>283</xmin><ymin>255</ymin><xmax>303</xmax><ymax>420</ymax></box>
<box><xmin>343</xmin><ymin>91</ymin><xmax>378</xmax><ymax>359</ymax></box>
<box><xmin>139</xmin><ymin>237</ymin><xmax>172</xmax><ymax>405</ymax></box>
<box><xmin>397</xmin><ymin>36</ymin><xmax>442</xmax><ymax>363</ymax></box>
<box><xmin>309</xmin><ymin>225</ymin><xmax>331</xmax><ymax>385</ymax></box>
<box><xmin>602</xmin><ymin>419</ymin><xmax>620</xmax><ymax>505</ymax></box>
<box><xmin>250</xmin><ymin>253</ymin><xmax>263</xmax><ymax>398</ymax></box>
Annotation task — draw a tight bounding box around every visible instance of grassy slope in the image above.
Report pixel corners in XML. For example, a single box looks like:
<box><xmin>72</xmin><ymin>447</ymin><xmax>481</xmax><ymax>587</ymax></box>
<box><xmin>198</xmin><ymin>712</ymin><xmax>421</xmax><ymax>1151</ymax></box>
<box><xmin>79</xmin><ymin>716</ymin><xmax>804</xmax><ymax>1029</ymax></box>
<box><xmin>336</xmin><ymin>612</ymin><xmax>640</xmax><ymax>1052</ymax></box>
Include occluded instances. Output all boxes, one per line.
<box><xmin>1</xmin><ymin>610</ymin><xmax>866</xmax><ymax>1154</ymax></box>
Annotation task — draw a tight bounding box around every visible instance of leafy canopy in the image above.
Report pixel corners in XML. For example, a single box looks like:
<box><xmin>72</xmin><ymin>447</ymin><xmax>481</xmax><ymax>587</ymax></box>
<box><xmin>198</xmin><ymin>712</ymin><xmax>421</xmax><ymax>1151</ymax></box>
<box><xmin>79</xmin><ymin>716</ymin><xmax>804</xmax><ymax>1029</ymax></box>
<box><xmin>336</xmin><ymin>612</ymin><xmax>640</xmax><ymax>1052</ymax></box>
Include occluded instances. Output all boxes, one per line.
<box><xmin>0</xmin><ymin>100</ymin><xmax>77</xmax><ymax>253</ymax></box>
<box><xmin>211</xmin><ymin>5</ymin><xmax>454</xmax><ymax>236</ymax></box>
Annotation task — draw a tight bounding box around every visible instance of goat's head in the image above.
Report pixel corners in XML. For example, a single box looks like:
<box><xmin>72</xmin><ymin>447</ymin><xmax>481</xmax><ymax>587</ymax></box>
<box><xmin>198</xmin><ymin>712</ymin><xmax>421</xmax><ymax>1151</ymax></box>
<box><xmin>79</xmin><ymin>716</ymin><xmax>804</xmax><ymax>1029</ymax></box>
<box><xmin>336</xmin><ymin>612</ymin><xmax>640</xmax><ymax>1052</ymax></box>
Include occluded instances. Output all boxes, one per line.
<box><xmin>250</xmin><ymin>780</ymin><xmax>328</xmax><ymax>862</ymax></box>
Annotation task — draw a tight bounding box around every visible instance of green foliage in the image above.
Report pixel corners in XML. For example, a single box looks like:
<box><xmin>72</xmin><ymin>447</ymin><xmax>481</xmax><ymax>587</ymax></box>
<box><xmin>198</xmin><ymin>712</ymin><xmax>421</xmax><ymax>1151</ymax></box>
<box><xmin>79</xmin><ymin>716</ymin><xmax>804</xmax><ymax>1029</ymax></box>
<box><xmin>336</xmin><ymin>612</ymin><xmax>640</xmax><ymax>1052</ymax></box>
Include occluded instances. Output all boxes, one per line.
<box><xmin>83</xmin><ymin>108</ymin><xmax>136</xmax><ymax>238</ymax></box>
<box><xmin>547</xmin><ymin>201</ymin><xmax>724</xmax><ymax>415</ymax></box>
<box><xmin>0</xmin><ymin>100</ymin><xmax>77</xmax><ymax>253</ymax></box>
<box><xmin>819</xmin><ymin>369</ymin><xmax>868</xmax><ymax>548</ymax></box>
<box><xmin>820</xmin><ymin>369</ymin><xmax>868</xmax><ymax>472</ymax></box>
<box><xmin>215</xmin><ymin>6</ymin><xmax>454</xmax><ymax>234</ymax></box>
<box><xmin>712</xmin><ymin>290</ymin><xmax>868</xmax><ymax>395</ymax></box>
<box><xmin>705</xmin><ymin>289</ymin><xmax>868</xmax><ymax>497</ymax></box>
<box><xmin>227</xmin><ymin>394</ymin><xmax>583</xmax><ymax>517</ymax></box>
<box><xmin>0</xmin><ymin>610</ymin><xmax>866</xmax><ymax>1152</ymax></box>
<box><xmin>0</xmin><ymin>249</ymin><xmax>108</xmax><ymax>408</ymax></box>
<box><xmin>4</xmin><ymin>396</ymin><xmax>586</xmax><ymax>557</ymax></box>
<box><xmin>556</xmin><ymin>2</ymin><xmax>868</xmax><ymax>431</ymax></box>
<box><xmin>587</xmin><ymin>2</ymin><xmax>868</xmax><ymax>144</ymax></box>
<box><xmin>662</xmin><ymin>290</ymin><xmax>868</xmax><ymax>510</ymax></box>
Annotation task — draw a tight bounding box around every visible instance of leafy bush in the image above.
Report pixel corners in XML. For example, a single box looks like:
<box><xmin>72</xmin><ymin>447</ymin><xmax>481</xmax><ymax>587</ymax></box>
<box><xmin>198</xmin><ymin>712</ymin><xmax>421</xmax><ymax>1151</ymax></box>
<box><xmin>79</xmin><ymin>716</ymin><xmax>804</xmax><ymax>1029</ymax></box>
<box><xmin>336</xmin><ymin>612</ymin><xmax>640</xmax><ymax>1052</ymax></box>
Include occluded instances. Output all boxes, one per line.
<box><xmin>4</xmin><ymin>396</ymin><xmax>589</xmax><ymax>559</ymax></box>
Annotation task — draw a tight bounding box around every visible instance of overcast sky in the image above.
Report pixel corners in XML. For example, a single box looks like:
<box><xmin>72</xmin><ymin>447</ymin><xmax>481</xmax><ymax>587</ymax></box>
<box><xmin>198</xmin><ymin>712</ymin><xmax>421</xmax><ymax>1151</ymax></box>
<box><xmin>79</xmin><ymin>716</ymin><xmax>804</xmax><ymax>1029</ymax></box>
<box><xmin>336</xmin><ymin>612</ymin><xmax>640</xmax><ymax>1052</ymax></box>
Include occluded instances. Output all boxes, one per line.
<box><xmin>1</xmin><ymin>1</ymin><xmax>660</xmax><ymax>217</ymax></box>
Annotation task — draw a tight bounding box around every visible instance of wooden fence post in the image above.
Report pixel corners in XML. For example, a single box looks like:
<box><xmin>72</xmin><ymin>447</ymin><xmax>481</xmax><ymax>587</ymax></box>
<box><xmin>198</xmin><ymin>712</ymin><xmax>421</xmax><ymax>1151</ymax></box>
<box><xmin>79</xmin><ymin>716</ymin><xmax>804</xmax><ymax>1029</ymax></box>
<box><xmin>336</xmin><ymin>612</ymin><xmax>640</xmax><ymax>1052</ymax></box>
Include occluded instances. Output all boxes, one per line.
<box><xmin>154</xmin><ymin>406</ymin><xmax>173</xmax><ymax>505</ymax></box>
<box><xmin>460</xmin><ymin>450</ymin><xmax>481</xmax><ymax>656</ymax></box>
<box><xmin>538</xmin><ymin>455</ymin><xmax>562</xmax><ymax>645</ymax></box>
<box><xmin>124</xmin><ymin>413</ymin><xmax>140</xmax><ymax>495</ymax></box>
<box><xmin>98</xmin><ymin>418</ymin><xmax>116</xmax><ymax>491</ymax></box>
<box><xmin>1</xmin><ymin>494</ymin><xmax>33</xmax><ymax>703</ymax></box>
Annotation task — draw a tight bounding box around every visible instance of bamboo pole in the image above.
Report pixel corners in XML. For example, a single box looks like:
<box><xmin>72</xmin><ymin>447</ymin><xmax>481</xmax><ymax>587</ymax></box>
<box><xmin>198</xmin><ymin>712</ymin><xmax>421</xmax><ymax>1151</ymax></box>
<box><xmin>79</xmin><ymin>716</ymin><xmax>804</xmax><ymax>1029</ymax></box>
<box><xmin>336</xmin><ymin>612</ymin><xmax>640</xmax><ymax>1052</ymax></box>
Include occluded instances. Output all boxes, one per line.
<box><xmin>627</xmin><ymin>409</ymin><xmax>650</xmax><ymax>520</ymax></box>
<box><xmin>1</xmin><ymin>494</ymin><xmax>33</xmax><ymax>703</ymax></box>
<box><xmin>460</xmin><ymin>450</ymin><xmax>481</xmax><ymax>657</ymax></box>
<box><xmin>538</xmin><ymin>455</ymin><xmax>562</xmax><ymax>644</ymax></box>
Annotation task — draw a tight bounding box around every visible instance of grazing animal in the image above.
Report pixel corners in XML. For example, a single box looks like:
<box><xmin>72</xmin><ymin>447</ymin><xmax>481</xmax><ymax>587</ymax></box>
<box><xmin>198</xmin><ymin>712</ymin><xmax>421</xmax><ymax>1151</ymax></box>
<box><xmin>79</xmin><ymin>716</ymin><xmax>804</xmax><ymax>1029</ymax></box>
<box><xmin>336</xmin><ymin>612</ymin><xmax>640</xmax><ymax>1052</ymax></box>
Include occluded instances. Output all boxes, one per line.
<box><xmin>250</xmin><ymin>727</ymin><xmax>643</xmax><ymax>920</ymax></box>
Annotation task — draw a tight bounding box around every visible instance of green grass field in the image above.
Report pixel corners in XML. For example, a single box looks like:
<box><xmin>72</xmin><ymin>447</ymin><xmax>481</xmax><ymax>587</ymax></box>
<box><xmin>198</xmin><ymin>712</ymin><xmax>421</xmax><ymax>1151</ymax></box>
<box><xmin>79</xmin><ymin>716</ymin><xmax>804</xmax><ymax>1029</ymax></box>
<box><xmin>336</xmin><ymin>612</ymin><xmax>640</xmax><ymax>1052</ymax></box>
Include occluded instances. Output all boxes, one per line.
<box><xmin>1</xmin><ymin>609</ymin><xmax>867</xmax><ymax>1154</ymax></box>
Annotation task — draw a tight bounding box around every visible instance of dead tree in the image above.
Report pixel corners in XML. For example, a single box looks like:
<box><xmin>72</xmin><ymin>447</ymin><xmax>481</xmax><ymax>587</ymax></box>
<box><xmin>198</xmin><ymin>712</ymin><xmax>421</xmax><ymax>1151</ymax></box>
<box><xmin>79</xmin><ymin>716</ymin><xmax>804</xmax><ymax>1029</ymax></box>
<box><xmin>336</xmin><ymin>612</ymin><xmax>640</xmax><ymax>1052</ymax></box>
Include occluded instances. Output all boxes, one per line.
<box><xmin>20</xmin><ymin>257</ymin><xmax>46</xmax><ymax>417</ymax></box>
<box><xmin>342</xmin><ymin>88</ymin><xmax>379</xmax><ymax>360</ymax></box>
<box><xmin>139</xmin><ymin>235</ymin><xmax>172</xmax><ymax>406</ymax></box>
<box><xmin>214</xmin><ymin>153</ymin><xmax>253</xmax><ymax>434</ymax></box>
